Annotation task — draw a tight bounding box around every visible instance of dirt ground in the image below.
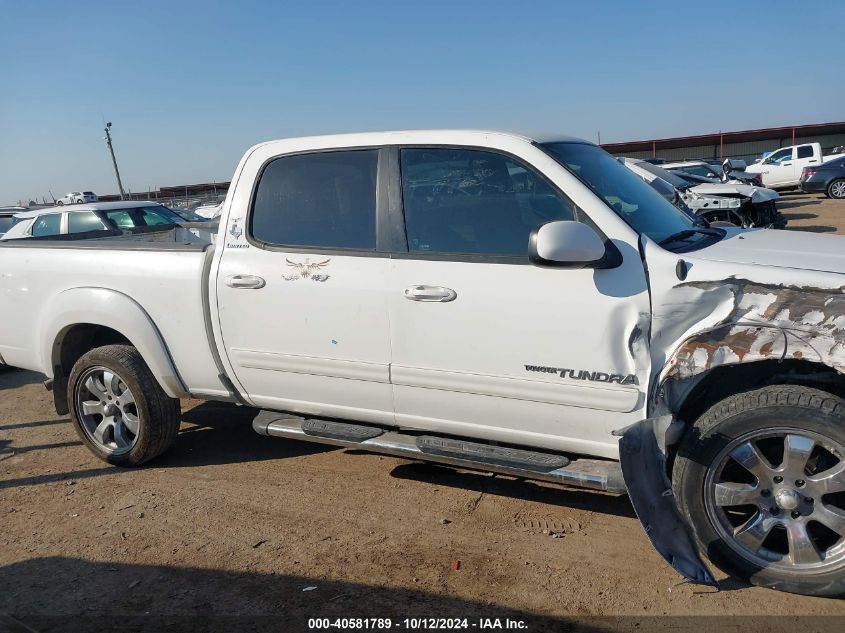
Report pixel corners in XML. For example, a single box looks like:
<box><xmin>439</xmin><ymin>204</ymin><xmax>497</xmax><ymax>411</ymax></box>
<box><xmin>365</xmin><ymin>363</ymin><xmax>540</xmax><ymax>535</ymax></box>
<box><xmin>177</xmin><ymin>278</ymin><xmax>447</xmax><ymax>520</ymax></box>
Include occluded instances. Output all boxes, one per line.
<box><xmin>2</xmin><ymin>193</ymin><xmax>845</xmax><ymax>632</ymax></box>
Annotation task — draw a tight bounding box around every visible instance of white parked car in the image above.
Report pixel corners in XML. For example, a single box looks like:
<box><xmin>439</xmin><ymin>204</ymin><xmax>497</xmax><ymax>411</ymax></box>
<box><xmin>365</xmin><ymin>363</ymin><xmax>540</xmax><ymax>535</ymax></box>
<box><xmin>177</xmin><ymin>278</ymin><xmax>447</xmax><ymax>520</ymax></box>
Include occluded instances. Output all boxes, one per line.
<box><xmin>3</xmin><ymin>130</ymin><xmax>845</xmax><ymax>597</ymax></box>
<box><xmin>0</xmin><ymin>201</ymin><xmax>193</xmax><ymax>240</ymax></box>
<box><xmin>57</xmin><ymin>191</ymin><xmax>98</xmax><ymax>205</ymax></box>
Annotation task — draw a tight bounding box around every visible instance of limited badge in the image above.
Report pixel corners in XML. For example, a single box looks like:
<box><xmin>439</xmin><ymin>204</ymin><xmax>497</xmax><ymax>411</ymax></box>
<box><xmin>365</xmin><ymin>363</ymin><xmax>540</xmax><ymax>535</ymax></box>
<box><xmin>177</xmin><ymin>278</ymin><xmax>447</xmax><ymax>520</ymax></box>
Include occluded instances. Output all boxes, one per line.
<box><xmin>282</xmin><ymin>257</ymin><xmax>331</xmax><ymax>282</ymax></box>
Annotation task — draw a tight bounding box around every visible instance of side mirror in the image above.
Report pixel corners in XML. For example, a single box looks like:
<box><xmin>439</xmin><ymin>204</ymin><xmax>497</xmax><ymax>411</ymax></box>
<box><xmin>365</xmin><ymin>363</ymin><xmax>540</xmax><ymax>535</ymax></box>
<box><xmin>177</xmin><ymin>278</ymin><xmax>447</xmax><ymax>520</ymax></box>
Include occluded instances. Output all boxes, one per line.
<box><xmin>528</xmin><ymin>221</ymin><xmax>609</xmax><ymax>269</ymax></box>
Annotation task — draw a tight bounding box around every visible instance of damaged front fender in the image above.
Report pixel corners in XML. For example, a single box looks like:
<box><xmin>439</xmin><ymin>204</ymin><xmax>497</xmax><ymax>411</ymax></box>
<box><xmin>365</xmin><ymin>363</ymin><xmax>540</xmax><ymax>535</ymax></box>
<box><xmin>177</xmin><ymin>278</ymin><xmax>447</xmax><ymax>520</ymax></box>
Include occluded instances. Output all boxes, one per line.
<box><xmin>661</xmin><ymin>279</ymin><xmax>845</xmax><ymax>384</ymax></box>
<box><xmin>616</xmin><ymin>417</ymin><xmax>717</xmax><ymax>587</ymax></box>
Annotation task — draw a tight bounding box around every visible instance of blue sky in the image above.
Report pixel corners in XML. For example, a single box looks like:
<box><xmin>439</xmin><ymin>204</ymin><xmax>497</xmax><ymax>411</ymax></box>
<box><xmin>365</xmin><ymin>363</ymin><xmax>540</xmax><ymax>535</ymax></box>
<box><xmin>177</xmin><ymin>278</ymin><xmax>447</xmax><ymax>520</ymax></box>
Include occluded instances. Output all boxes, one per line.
<box><xmin>1</xmin><ymin>0</ymin><xmax>843</xmax><ymax>204</ymax></box>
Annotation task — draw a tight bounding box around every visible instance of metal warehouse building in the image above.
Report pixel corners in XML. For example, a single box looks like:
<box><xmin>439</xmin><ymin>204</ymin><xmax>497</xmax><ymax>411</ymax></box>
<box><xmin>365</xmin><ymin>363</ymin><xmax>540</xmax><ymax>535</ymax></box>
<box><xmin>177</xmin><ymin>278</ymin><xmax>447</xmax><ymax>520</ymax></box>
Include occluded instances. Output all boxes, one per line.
<box><xmin>601</xmin><ymin>121</ymin><xmax>845</xmax><ymax>164</ymax></box>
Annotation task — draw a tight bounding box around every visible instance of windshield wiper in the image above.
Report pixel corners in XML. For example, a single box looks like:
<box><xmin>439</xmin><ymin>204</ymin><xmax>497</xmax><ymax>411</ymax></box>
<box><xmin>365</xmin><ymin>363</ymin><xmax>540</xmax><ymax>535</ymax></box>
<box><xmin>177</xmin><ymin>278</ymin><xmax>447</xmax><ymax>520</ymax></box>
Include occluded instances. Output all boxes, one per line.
<box><xmin>658</xmin><ymin>227</ymin><xmax>721</xmax><ymax>246</ymax></box>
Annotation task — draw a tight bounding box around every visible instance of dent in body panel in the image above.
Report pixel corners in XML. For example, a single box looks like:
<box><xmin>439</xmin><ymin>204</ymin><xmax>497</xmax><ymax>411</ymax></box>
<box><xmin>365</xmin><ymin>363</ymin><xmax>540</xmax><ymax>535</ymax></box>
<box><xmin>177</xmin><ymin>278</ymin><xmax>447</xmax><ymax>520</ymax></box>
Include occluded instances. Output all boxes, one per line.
<box><xmin>655</xmin><ymin>278</ymin><xmax>845</xmax><ymax>405</ymax></box>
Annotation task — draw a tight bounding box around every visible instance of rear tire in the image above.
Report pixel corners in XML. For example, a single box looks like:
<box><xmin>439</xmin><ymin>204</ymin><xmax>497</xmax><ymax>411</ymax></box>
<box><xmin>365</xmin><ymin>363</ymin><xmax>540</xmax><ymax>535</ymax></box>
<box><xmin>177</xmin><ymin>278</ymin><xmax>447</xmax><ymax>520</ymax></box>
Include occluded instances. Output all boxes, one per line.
<box><xmin>67</xmin><ymin>344</ymin><xmax>180</xmax><ymax>466</ymax></box>
<box><xmin>827</xmin><ymin>179</ymin><xmax>845</xmax><ymax>199</ymax></box>
<box><xmin>673</xmin><ymin>385</ymin><xmax>845</xmax><ymax>597</ymax></box>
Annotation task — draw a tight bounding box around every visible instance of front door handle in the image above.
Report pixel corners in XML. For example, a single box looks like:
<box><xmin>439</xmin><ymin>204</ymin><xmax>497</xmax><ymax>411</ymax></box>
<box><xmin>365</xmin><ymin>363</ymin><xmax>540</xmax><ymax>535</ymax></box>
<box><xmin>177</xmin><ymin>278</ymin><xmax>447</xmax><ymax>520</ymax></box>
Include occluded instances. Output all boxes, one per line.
<box><xmin>403</xmin><ymin>285</ymin><xmax>457</xmax><ymax>302</ymax></box>
<box><xmin>226</xmin><ymin>274</ymin><xmax>266</xmax><ymax>289</ymax></box>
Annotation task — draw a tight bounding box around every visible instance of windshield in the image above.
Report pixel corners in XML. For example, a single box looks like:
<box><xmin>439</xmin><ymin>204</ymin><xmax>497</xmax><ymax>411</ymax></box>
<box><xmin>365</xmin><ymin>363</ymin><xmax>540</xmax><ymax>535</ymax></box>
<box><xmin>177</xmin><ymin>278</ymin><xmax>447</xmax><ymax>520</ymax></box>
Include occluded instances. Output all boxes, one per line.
<box><xmin>101</xmin><ymin>206</ymin><xmax>179</xmax><ymax>229</ymax></box>
<box><xmin>542</xmin><ymin>142</ymin><xmax>695</xmax><ymax>243</ymax></box>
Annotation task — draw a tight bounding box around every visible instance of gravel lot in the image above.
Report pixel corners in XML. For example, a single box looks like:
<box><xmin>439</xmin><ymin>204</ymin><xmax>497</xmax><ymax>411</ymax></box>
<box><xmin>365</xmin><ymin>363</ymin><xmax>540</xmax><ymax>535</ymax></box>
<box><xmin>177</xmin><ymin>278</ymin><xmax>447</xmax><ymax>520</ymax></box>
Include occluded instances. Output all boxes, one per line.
<box><xmin>2</xmin><ymin>193</ymin><xmax>845</xmax><ymax>632</ymax></box>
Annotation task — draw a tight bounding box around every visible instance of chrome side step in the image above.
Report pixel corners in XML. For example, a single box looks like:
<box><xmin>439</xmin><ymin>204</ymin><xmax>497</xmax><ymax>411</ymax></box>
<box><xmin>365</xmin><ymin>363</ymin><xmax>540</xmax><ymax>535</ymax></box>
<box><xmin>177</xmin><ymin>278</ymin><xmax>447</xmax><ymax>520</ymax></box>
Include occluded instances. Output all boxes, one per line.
<box><xmin>253</xmin><ymin>410</ymin><xmax>626</xmax><ymax>494</ymax></box>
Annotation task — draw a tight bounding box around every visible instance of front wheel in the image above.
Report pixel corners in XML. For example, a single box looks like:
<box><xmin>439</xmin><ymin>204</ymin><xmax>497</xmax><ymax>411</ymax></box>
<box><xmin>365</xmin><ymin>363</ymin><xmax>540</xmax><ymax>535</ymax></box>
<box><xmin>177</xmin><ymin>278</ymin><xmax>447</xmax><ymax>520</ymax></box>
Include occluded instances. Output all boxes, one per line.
<box><xmin>56</xmin><ymin>200</ymin><xmax>64</xmax><ymax>206</ymax></box>
<box><xmin>828</xmin><ymin>179</ymin><xmax>845</xmax><ymax>199</ymax></box>
<box><xmin>68</xmin><ymin>344</ymin><xmax>181</xmax><ymax>466</ymax></box>
<box><xmin>673</xmin><ymin>385</ymin><xmax>845</xmax><ymax>596</ymax></box>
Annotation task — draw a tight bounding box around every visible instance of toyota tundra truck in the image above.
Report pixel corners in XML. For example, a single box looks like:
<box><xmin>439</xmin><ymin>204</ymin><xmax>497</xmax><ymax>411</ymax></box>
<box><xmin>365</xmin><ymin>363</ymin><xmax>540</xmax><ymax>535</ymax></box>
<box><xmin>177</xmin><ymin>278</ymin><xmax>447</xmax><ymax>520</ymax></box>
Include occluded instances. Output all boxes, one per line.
<box><xmin>2</xmin><ymin>130</ymin><xmax>845</xmax><ymax>597</ymax></box>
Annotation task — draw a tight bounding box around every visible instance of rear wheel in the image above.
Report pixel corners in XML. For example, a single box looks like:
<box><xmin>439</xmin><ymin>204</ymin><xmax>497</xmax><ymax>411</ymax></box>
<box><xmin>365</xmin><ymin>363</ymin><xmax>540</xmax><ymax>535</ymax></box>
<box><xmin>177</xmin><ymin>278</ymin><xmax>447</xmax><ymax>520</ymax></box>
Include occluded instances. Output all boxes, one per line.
<box><xmin>828</xmin><ymin>179</ymin><xmax>845</xmax><ymax>199</ymax></box>
<box><xmin>673</xmin><ymin>385</ymin><xmax>845</xmax><ymax>596</ymax></box>
<box><xmin>68</xmin><ymin>344</ymin><xmax>181</xmax><ymax>466</ymax></box>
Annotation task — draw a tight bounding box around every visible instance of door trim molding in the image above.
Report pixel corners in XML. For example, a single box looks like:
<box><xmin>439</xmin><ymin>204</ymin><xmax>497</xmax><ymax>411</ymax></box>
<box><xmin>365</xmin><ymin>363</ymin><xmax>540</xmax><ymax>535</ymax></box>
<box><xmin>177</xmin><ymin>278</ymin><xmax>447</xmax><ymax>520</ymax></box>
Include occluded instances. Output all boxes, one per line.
<box><xmin>391</xmin><ymin>365</ymin><xmax>641</xmax><ymax>413</ymax></box>
<box><xmin>230</xmin><ymin>348</ymin><xmax>390</xmax><ymax>383</ymax></box>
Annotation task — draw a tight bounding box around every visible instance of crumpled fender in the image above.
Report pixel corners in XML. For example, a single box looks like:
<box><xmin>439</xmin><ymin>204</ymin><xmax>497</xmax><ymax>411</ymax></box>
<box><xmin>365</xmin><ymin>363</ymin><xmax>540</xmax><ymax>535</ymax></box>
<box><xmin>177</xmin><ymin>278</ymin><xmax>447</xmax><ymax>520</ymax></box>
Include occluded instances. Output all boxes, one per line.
<box><xmin>615</xmin><ymin>416</ymin><xmax>716</xmax><ymax>587</ymax></box>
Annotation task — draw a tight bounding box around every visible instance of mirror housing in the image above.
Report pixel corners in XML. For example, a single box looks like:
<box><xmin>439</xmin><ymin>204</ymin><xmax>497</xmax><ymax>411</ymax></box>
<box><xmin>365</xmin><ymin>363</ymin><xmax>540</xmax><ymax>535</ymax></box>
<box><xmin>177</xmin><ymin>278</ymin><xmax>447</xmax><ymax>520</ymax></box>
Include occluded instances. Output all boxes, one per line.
<box><xmin>528</xmin><ymin>221</ymin><xmax>612</xmax><ymax>269</ymax></box>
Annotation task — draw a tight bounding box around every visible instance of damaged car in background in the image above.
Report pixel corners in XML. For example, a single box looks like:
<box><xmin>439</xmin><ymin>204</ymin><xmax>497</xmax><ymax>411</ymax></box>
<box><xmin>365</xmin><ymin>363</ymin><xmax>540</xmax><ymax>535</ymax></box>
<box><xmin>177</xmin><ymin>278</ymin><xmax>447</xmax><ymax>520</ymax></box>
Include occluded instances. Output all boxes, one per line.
<box><xmin>3</xmin><ymin>130</ymin><xmax>845</xmax><ymax>598</ymax></box>
<box><xmin>662</xmin><ymin>159</ymin><xmax>765</xmax><ymax>187</ymax></box>
<box><xmin>624</xmin><ymin>157</ymin><xmax>785</xmax><ymax>228</ymax></box>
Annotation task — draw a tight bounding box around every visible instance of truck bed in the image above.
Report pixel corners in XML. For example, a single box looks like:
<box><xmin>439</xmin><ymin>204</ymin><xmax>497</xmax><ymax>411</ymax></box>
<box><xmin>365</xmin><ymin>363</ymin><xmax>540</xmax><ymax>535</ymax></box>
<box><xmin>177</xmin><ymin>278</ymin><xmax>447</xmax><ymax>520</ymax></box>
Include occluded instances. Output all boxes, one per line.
<box><xmin>0</xmin><ymin>226</ymin><xmax>225</xmax><ymax>396</ymax></box>
<box><xmin>0</xmin><ymin>224</ymin><xmax>216</xmax><ymax>251</ymax></box>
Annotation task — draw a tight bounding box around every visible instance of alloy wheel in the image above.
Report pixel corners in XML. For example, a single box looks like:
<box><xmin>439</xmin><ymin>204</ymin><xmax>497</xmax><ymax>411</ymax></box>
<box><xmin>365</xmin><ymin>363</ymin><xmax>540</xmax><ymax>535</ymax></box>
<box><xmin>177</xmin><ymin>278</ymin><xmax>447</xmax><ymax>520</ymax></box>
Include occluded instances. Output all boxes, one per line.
<box><xmin>704</xmin><ymin>428</ymin><xmax>845</xmax><ymax>572</ymax></box>
<box><xmin>75</xmin><ymin>366</ymin><xmax>140</xmax><ymax>455</ymax></box>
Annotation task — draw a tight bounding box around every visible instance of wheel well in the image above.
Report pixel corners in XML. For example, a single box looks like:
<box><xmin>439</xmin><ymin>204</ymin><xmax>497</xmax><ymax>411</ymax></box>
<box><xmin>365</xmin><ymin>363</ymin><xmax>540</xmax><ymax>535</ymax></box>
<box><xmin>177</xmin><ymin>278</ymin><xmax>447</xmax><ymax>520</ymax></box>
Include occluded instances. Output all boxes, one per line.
<box><xmin>52</xmin><ymin>324</ymin><xmax>131</xmax><ymax>415</ymax></box>
<box><xmin>675</xmin><ymin>359</ymin><xmax>845</xmax><ymax>426</ymax></box>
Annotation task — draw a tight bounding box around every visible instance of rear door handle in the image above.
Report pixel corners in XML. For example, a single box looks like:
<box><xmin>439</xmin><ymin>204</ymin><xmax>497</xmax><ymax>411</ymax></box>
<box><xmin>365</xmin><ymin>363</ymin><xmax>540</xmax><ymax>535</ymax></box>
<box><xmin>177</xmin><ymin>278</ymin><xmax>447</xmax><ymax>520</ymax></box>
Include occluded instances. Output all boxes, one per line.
<box><xmin>403</xmin><ymin>285</ymin><xmax>457</xmax><ymax>302</ymax></box>
<box><xmin>226</xmin><ymin>274</ymin><xmax>266</xmax><ymax>289</ymax></box>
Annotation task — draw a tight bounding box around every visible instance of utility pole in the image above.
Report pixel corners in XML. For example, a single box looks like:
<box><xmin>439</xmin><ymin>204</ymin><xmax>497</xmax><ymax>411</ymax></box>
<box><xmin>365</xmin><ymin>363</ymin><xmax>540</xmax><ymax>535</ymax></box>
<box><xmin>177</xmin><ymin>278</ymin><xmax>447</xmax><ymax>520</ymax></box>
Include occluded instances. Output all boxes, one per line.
<box><xmin>104</xmin><ymin>122</ymin><xmax>126</xmax><ymax>200</ymax></box>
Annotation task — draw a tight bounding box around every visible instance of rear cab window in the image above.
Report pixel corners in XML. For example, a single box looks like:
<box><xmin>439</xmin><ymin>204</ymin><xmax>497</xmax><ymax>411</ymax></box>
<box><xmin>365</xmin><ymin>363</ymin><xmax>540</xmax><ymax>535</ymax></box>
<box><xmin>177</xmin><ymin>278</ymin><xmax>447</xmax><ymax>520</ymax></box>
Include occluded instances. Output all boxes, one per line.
<box><xmin>250</xmin><ymin>150</ymin><xmax>378</xmax><ymax>250</ymax></box>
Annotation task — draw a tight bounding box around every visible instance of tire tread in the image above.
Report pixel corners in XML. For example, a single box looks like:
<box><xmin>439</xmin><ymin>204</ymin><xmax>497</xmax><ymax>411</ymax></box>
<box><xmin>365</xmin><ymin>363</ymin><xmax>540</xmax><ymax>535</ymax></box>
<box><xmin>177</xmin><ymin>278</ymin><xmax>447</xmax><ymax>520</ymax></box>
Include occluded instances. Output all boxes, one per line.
<box><xmin>68</xmin><ymin>344</ymin><xmax>180</xmax><ymax>466</ymax></box>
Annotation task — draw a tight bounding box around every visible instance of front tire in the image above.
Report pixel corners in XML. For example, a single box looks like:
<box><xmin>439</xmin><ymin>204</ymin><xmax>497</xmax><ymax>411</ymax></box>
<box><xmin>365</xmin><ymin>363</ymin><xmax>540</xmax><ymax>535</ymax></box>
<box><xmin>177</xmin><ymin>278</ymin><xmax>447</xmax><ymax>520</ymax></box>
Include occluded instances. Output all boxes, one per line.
<box><xmin>56</xmin><ymin>200</ymin><xmax>64</xmax><ymax>206</ymax></box>
<box><xmin>827</xmin><ymin>179</ymin><xmax>845</xmax><ymax>199</ymax></box>
<box><xmin>68</xmin><ymin>344</ymin><xmax>180</xmax><ymax>466</ymax></box>
<box><xmin>673</xmin><ymin>385</ymin><xmax>845</xmax><ymax>596</ymax></box>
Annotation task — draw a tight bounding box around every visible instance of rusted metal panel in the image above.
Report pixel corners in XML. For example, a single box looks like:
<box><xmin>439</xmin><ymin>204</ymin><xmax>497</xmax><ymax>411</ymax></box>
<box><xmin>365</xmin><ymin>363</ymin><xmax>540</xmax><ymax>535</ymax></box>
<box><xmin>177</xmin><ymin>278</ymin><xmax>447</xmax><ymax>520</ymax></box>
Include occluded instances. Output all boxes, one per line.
<box><xmin>661</xmin><ymin>279</ymin><xmax>845</xmax><ymax>382</ymax></box>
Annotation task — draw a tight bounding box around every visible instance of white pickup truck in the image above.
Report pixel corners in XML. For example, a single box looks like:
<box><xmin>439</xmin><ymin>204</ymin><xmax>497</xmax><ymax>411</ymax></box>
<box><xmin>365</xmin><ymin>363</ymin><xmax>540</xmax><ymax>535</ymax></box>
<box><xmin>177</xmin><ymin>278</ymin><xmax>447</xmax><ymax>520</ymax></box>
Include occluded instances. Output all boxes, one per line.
<box><xmin>3</xmin><ymin>130</ymin><xmax>845</xmax><ymax>597</ymax></box>
<box><xmin>745</xmin><ymin>142</ymin><xmax>845</xmax><ymax>188</ymax></box>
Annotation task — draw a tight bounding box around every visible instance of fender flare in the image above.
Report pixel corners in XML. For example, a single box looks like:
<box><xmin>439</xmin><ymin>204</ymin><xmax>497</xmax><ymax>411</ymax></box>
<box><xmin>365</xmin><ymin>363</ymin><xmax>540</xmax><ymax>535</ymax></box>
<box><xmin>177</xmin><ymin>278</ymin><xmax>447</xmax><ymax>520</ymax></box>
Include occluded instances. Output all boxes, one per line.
<box><xmin>615</xmin><ymin>417</ymin><xmax>716</xmax><ymax>587</ymax></box>
<box><xmin>40</xmin><ymin>287</ymin><xmax>189</xmax><ymax>400</ymax></box>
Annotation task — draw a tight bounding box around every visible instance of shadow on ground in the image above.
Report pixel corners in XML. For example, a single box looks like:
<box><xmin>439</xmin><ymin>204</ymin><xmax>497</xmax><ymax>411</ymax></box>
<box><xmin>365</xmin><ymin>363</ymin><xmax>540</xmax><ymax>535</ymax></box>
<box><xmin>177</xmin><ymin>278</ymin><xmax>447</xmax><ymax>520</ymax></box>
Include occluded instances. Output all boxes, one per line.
<box><xmin>779</xmin><ymin>199</ymin><xmax>821</xmax><ymax>210</ymax></box>
<box><xmin>0</xmin><ymin>557</ymin><xmax>602</xmax><ymax>633</ymax></box>
<box><xmin>158</xmin><ymin>400</ymin><xmax>336</xmax><ymax>469</ymax></box>
<box><xmin>390</xmin><ymin>462</ymin><xmax>636</xmax><ymax>519</ymax></box>
<box><xmin>786</xmin><ymin>225</ymin><xmax>838</xmax><ymax>233</ymax></box>
<box><xmin>781</xmin><ymin>212</ymin><xmax>818</xmax><ymax>221</ymax></box>
<box><xmin>0</xmin><ymin>368</ymin><xmax>44</xmax><ymax>391</ymax></box>
<box><xmin>0</xmin><ymin>401</ymin><xmax>333</xmax><ymax>490</ymax></box>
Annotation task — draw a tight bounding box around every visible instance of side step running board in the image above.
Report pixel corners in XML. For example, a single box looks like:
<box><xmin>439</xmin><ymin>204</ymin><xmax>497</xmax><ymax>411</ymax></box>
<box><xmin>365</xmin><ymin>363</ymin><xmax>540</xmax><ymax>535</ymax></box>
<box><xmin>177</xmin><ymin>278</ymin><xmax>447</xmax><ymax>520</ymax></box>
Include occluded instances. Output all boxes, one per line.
<box><xmin>253</xmin><ymin>410</ymin><xmax>626</xmax><ymax>494</ymax></box>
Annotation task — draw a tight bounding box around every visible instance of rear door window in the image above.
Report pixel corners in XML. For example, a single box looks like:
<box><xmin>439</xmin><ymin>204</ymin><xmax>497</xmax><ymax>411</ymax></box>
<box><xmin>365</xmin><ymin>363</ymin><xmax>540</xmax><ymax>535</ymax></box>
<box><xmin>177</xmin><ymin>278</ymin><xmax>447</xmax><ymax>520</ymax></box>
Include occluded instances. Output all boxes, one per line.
<box><xmin>797</xmin><ymin>145</ymin><xmax>814</xmax><ymax>159</ymax></box>
<box><xmin>67</xmin><ymin>211</ymin><xmax>107</xmax><ymax>233</ymax></box>
<box><xmin>30</xmin><ymin>213</ymin><xmax>62</xmax><ymax>237</ymax></box>
<box><xmin>251</xmin><ymin>150</ymin><xmax>378</xmax><ymax>250</ymax></box>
